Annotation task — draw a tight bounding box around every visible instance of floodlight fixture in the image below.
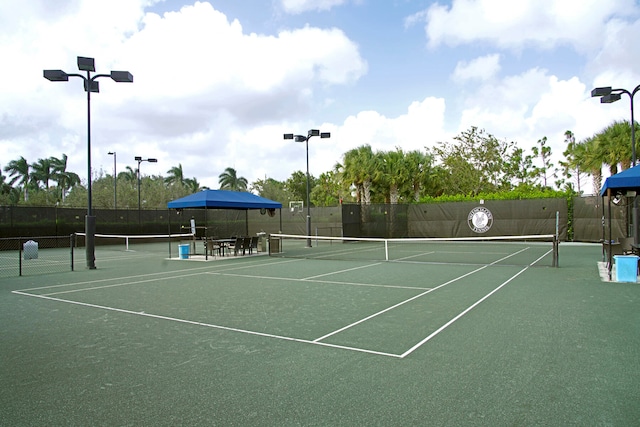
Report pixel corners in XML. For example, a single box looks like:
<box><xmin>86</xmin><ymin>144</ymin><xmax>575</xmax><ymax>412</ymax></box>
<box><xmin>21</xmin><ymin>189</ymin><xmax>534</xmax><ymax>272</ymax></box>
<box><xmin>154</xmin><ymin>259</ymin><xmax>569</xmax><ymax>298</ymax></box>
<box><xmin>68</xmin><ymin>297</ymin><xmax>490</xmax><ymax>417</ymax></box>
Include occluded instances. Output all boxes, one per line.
<box><xmin>43</xmin><ymin>70</ymin><xmax>69</xmax><ymax>81</ymax></box>
<box><xmin>42</xmin><ymin>55</ymin><xmax>133</xmax><ymax>269</ymax></box>
<box><xmin>283</xmin><ymin>128</ymin><xmax>332</xmax><ymax>247</ymax></box>
<box><xmin>77</xmin><ymin>56</ymin><xmax>96</xmax><ymax>72</ymax></box>
<box><xmin>591</xmin><ymin>87</ymin><xmax>612</xmax><ymax>97</ymax></box>
<box><xmin>592</xmin><ymin>83</ymin><xmax>640</xmax><ymax>247</ymax></box>
<box><xmin>111</xmin><ymin>71</ymin><xmax>133</xmax><ymax>83</ymax></box>
<box><xmin>601</xmin><ymin>94</ymin><xmax>622</xmax><ymax>103</ymax></box>
<box><xmin>84</xmin><ymin>80</ymin><xmax>99</xmax><ymax>93</ymax></box>
<box><xmin>136</xmin><ymin>156</ymin><xmax>158</xmax><ymax>225</ymax></box>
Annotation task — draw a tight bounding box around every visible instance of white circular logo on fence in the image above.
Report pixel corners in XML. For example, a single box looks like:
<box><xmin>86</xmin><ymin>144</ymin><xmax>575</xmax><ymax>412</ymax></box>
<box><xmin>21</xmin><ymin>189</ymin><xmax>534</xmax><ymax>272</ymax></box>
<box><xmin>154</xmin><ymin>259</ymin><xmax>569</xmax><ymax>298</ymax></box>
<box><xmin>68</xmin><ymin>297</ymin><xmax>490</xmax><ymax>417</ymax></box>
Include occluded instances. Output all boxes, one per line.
<box><xmin>468</xmin><ymin>207</ymin><xmax>493</xmax><ymax>233</ymax></box>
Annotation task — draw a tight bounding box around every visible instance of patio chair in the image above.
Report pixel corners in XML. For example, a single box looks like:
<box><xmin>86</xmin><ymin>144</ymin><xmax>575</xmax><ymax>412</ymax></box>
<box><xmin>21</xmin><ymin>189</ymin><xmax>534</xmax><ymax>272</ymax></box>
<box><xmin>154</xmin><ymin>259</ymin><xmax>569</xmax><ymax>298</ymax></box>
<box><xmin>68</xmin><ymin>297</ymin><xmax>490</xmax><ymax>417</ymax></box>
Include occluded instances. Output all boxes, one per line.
<box><xmin>249</xmin><ymin>236</ymin><xmax>259</xmax><ymax>254</ymax></box>
<box><xmin>229</xmin><ymin>237</ymin><xmax>244</xmax><ymax>256</ymax></box>
<box><xmin>243</xmin><ymin>237</ymin><xmax>252</xmax><ymax>255</ymax></box>
<box><xmin>208</xmin><ymin>236</ymin><xmax>223</xmax><ymax>256</ymax></box>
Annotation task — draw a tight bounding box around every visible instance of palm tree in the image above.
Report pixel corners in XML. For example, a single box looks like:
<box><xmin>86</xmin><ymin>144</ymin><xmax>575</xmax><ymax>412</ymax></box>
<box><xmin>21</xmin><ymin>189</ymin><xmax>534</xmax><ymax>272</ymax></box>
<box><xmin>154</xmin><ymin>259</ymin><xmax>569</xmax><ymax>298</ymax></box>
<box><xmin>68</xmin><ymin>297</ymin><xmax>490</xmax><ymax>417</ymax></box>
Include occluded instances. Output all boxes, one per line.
<box><xmin>50</xmin><ymin>155</ymin><xmax>80</xmax><ymax>202</ymax></box>
<box><xmin>561</xmin><ymin>130</ymin><xmax>584</xmax><ymax>193</ymax></box>
<box><xmin>377</xmin><ymin>148</ymin><xmax>407</xmax><ymax>204</ymax></box>
<box><xmin>404</xmin><ymin>150</ymin><xmax>432</xmax><ymax>201</ymax></box>
<box><xmin>184</xmin><ymin>177</ymin><xmax>203</xmax><ymax>193</ymax></box>
<box><xmin>342</xmin><ymin>145</ymin><xmax>376</xmax><ymax>205</ymax></box>
<box><xmin>218</xmin><ymin>167</ymin><xmax>248</xmax><ymax>191</ymax></box>
<box><xmin>31</xmin><ymin>157</ymin><xmax>54</xmax><ymax>190</ymax></box>
<box><xmin>578</xmin><ymin>136</ymin><xmax>604</xmax><ymax>195</ymax></box>
<box><xmin>4</xmin><ymin>156</ymin><xmax>30</xmax><ymax>201</ymax></box>
<box><xmin>119</xmin><ymin>166</ymin><xmax>137</xmax><ymax>187</ymax></box>
<box><xmin>165</xmin><ymin>163</ymin><xmax>186</xmax><ymax>187</ymax></box>
<box><xmin>596</xmin><ymin>120</ymin><xmax>634</xmax><ymax>174</ymax></box>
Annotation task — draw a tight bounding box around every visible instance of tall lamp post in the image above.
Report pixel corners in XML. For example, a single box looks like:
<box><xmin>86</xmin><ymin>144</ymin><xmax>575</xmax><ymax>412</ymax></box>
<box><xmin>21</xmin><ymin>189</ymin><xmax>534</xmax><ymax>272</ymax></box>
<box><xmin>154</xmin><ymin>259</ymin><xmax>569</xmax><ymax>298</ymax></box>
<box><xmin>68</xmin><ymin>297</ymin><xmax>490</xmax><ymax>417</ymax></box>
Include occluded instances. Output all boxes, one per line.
<box><xmin>592</xmin><ymin>84</ymin><xmax>640</xmax><ymax>245</ymax></box>
<box><xmin>108</xmin><ymin>151</ymin><xmax>117</xmax><ymax>211</ymax></box>
<box><xmin>135</xmin><ymin>156</ymin><xmax>158</xmax><ymax>226</ymax></box>
<box><xmin>284</xmin><ymin>129</ymin><xmax>331</xmax><ymax>247</ymax></box>
<box><xmin>44</xmin><ymin>56</ymin><xmax>133</xmax><ymax>269</ymax></box>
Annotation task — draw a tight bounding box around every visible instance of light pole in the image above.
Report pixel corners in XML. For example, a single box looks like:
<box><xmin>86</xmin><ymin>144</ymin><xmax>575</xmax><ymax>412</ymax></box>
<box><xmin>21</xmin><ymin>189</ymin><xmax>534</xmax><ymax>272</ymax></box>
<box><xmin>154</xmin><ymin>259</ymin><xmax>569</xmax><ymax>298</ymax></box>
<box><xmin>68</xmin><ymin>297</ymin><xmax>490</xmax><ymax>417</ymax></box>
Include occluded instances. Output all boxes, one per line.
<box><xmin>592</xmin><ymin>84</ymin><xmax>640</xmax><ymax>245</ymax></box>
<box><xmin>44</xmin><ymin>56</ymin><xmax>133</xmax><ymax>269</ymax></box>
<box><xmin>108</xmin><ymin>151</ymin><xmax>117</xmax><ymax>211</ymax></box>
<box><xmin>284</xmin><ymin>129</ymin><xmax>331</xmax><ymax>247</ymax></box>
<box><xmin>135</xmin><ymin>156</ymin><xmax>158</xmax><ymax>226</ymax></box>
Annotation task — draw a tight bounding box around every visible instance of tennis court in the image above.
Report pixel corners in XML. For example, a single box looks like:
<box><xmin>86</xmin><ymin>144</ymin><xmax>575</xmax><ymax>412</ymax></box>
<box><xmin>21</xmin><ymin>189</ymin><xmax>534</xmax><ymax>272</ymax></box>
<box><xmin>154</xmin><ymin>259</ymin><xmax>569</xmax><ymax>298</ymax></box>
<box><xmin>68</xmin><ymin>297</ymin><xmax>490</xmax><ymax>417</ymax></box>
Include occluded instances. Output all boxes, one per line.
<box><xmin>1</xmin><ymin>239</ymin><xmax>639</xmax><ymax>425</ymax></box>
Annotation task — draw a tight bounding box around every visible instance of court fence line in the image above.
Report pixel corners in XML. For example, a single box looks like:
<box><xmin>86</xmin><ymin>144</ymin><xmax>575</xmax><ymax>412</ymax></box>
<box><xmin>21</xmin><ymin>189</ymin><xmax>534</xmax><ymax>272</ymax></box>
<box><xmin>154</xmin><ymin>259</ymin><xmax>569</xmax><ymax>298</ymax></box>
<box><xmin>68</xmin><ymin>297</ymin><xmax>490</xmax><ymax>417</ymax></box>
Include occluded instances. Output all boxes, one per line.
<box><xmin>0</xmin><ymin>235</ymin><xmax>75</xmax><ymax>278</ymax></box>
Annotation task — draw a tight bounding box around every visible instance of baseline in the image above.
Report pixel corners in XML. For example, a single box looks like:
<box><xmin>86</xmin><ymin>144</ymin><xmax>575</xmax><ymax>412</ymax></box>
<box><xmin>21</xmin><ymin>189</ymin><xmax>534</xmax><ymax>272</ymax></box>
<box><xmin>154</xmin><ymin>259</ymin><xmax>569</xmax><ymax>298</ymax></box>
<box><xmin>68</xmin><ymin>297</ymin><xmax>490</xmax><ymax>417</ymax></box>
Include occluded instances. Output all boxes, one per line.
<box><xmin>11</xmin><ymin>290</ymin><xmax>402</xmax><ymax>358</ymax></box>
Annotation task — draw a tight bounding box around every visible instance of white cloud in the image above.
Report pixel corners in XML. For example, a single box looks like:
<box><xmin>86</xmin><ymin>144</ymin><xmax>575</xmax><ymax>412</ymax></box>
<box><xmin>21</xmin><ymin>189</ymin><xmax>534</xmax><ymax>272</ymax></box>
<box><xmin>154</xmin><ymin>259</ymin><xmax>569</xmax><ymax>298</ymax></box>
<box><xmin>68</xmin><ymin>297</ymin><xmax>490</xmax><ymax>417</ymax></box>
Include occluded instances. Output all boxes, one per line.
<box><xmin>455</xmin><ymin>67</ymin><xmax>615</xmax><ymax>188</ymax></box>
<box><xmin>280</xmin><ymin>0</ymin><xmax>349</xmax><ymax>14</ymax></box>
<box><xmin>0</xmin><ymin>0</ymin><xmax>368</xmax><ymax>188</ymax></box>
<box><xmin>417</xmin><ymin>0</ymin><xmax>636</xmax><ymax>53</ymax></box>
<box><xmin>452</xmin><ymin>54</ymin><xmax>501</xmax><ymax>82</ymax></box>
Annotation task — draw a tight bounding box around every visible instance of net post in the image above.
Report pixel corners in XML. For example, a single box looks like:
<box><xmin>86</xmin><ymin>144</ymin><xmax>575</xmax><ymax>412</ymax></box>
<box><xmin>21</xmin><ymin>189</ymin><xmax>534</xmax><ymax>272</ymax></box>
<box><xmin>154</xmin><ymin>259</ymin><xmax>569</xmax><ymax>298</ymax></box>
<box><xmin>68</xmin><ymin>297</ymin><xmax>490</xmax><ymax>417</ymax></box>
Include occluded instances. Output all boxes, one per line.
<box><xmin>384</xmin><ymin>239</ymin><xmax>389</xmax><ymax>261</ymax></box>
<box><xmin>125</xmin><ymin>236</ymin><xmax>130</xmax><ymax>251</ymax></box>
<box><xmin>70</xmin><ymin>233</ymin><xmax>75</xmax><ymax>271</ymax></box>
<box><xmin>19</xmin><ymin>237</ymin><xmax>23</xmax><ymax>277</ymax></box>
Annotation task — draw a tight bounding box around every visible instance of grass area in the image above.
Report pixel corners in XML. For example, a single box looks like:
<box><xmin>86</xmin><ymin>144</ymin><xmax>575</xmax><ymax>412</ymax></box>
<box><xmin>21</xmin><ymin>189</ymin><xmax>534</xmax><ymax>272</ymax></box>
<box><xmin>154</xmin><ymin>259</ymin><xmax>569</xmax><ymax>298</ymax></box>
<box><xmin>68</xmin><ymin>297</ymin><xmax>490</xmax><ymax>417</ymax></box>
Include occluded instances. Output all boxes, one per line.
<box><xmin>1</xmin><ymin>243</ymin><xmax>639</xmax><ymax>425</ymax></box>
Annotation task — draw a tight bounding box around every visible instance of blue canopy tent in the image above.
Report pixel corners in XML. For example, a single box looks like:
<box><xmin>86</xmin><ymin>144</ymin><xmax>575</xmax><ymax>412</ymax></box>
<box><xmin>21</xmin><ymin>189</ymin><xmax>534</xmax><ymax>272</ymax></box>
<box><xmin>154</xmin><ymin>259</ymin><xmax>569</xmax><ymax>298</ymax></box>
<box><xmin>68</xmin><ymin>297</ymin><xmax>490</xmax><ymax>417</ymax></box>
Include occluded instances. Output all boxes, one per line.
<box><xmin>167</xmin><ymin>190</ymin><xmax>282</xmax><ymax>257</ymax></box>
<box><xmin>168</xmin><ymin>189</ymin><xmax>282</xmax><ymax>210</ymax></box>
<box><xmin>600</xmin><ymin>164</ymin><xmax>640</xmax><ymax>279</ymax></box>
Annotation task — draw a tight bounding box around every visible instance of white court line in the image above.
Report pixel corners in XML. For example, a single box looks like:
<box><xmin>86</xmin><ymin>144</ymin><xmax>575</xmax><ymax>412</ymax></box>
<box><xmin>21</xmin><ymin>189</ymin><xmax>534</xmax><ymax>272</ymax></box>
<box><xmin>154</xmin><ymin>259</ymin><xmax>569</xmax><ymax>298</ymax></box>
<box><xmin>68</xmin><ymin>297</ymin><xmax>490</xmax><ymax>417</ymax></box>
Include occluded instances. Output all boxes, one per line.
<box><xmin>313</xmin><ymin>247</ymin><xmax>531</xmax><ymax>343</ymax></box>
<box><xmin>207</xmin><ymin>271</ymin><xmax>430</xmax><ymax>291</ymax></box>
<box><xmin>11</xmin><ymin>290</ymin><xmax>402</xmax><ymax>358</ymax></box>
<box><xmin>14</xmin><ymin>257</ymin><xmax>301</xmax><ymax>293</ymax></box>
<box><xmin>302</xmin><ymin>262</ymin><xmax>382</xmax><ymax>280</ymax></box>
<box><xmin>399</xmin><ymin>249</ymin><xmax>552</xmax><ymax>358</ymax></box>
<box><xmin>41</xmin><ymin>271</ymin><xmax>211</xmax><ymax>296</ymax></box>
<box><xmin>312</xmin><ymin>263</ymin><xmax>491</xmax><ymax>343</ymax></box>
<box><xmin>11</xmin><ymin>248</ymin><xmax>551</xmax><ymax>359</ymax></box>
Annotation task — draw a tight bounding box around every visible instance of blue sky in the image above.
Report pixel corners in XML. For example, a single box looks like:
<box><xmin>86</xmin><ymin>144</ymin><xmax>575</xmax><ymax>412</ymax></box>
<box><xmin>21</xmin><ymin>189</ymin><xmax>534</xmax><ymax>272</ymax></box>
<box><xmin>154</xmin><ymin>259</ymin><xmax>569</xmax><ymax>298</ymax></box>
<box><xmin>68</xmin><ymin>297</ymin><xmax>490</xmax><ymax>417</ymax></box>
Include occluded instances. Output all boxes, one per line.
<box><xmin>1</xmin><ymin>0</ymin><xmax>639</xmax><ymax>194</ymax></box>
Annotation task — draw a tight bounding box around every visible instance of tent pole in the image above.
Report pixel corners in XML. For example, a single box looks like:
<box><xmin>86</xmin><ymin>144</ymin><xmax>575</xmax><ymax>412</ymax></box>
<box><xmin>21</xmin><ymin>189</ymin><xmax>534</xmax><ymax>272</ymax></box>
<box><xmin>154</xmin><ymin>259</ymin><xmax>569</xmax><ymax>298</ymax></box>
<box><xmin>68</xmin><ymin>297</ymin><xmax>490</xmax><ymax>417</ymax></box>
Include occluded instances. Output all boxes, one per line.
<box><xmin>608</xmin><ymin>188</ymin><xmax>613</xmax><ymax>280</ymax></box>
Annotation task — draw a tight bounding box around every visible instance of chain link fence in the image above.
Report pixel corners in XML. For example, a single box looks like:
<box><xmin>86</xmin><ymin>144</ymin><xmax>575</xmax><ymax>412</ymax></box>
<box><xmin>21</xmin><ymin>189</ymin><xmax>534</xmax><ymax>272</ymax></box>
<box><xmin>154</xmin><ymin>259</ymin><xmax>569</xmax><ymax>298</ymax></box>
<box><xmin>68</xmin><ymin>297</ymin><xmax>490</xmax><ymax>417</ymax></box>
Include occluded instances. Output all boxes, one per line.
<box><xmin>0</xmin><ymin>235</ymin><xmax>74</xmax><ymax>278</ymax></box>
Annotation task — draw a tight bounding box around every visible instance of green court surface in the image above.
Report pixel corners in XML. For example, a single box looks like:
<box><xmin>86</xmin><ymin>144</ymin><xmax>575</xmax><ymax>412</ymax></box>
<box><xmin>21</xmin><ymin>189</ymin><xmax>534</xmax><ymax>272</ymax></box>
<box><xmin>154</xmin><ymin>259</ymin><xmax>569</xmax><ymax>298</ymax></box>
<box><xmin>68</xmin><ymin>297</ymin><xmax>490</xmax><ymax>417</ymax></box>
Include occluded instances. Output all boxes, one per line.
<box><xmin>1</xmin><ymin>243</ymin><xmax>639</xmax><ymax>425</ymax></box>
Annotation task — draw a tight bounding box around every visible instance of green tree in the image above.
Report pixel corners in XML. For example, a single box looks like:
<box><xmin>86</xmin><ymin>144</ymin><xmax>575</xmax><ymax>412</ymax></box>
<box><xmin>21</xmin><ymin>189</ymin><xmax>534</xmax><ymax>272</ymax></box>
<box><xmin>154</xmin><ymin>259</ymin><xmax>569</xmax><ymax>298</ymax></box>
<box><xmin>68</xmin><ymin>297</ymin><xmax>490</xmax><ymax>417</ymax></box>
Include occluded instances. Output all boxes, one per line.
<box><xmin>310</xmin><ymin>170</ymin><xmax>343</xmax><ymax>206</ymax></box>
<box><xmin>403</xmin><ymin>150</ymin><xmax>434</xmax><ymax>201</ymax></box>
<box><xmin>596</xmin><ymin>120</ymin><xmax>636</xmax><ymax>174</ymax></box>
<box><xmin>51</xmin><ymin>154</ymin><xmax>80</xmax><ymax>202</ymax></box>
<box><xmin>531</xmin><ymin>136</ymin><xmax>559</xmax><ymax>188</ymax></box>
<box><xmin>165</xmin><ymin>163</ymin><xmax>186</xmax><ymax>187</ymax></box>
<box><xmin>431</xmin><ymin>127</ymin><xmax>513</xmax><ymax>196</ymax></box>
<box><xmin>0</xmin><ymin>172</ymin><xmax>19</xmax><ymax>205</ymax></box>
<box><xmin>579</xmin><ymin>136</ymin><xmax>604</xmax><ymax>195</ymax></box>
<box><xmin>184</xmin><ymin>177</ymin><xmax>202</xmax><ymax>193</ymax></box>
<box><xmin>218</xmin><ymin>167</ymin><xmax>248</xmax><ymax>191</ymax></box>
<box><xmin>342</xmin><ymin>145</ymin><xmax>376</xmax><ymax>205</ymax></box>
<box><xmin>286</xmin><ymin>170</ymin><xmax>315</xmax><ymax>204</ymax></box>
<box><xmin>376</xmin><ymin>148</ymin><xmax>408</xmax><ymax>204</ymax></box>
<box><xmin>119</xmin><ymin>166</ymin><xmax>137</xmax><ymax>187</ymax></box>
<box><xmin>560</xmin><ymin>130</ymin><xmax>587</xmax><ymax>193</ymax></box>
<box><xmin>4</xmin><ymin>156</ymin><xmax>30</xmax><ymax>202</ymax></box>
<box><xmin>251</xmin><ymin>177</ymin><xmax>291</xmax><ymax>204</ymax></box>
<box><xmin>31</xmin><ymin>157</ymin><xmax>55</xmax><ymax>191</ymax></box>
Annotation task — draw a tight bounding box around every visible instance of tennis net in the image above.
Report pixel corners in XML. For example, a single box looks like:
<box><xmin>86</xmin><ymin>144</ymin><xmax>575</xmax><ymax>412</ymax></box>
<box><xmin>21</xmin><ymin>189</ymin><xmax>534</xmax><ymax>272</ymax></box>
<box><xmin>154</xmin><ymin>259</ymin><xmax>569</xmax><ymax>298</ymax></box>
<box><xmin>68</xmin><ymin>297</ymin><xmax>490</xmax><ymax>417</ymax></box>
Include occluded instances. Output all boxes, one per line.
<box><xmin>75</xmin><ymin>232</ymin><xmax>194</xmax><ymax>255</ymax></box>
<box><xmin>268</xmin><ymin>233</ymin><xmax>559</xmax><ymax>267</ymax></box>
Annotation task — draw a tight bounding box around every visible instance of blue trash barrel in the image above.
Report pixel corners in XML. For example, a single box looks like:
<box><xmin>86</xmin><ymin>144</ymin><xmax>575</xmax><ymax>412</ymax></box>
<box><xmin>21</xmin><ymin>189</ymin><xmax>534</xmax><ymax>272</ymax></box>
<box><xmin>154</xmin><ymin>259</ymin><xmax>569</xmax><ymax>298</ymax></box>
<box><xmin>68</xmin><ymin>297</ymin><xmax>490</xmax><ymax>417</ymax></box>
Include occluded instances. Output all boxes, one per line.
<box><xmin>178</xmin><ymin>244</ymin><xmax>190</xmax><ymax>260</ymax></box>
